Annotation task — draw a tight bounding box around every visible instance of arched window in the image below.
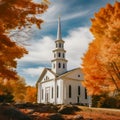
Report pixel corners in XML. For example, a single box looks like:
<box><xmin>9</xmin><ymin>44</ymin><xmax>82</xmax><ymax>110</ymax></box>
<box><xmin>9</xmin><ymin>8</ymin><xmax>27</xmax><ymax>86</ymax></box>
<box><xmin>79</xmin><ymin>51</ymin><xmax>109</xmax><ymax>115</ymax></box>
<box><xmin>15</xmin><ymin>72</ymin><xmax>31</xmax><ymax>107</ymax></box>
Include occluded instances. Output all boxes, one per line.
<box><xmin>46</xmin><ymin>76</ymin><xmax>49</xmax><ymax>80</ymax></box>
<box><xmin>53</xmin><ymin>63</ymin><xmax>55</xmax><ymax>68</ymax></box>
<box><xmin>63</xmin><ymin>63</ymin><xmax>65</xmax><ymax>68</ymax></box>
<box><xmin>78</xmin><ymin>86</ymin><xmax>80</xmax><ymax>95</ymax></box>
<box><xmin>62</xmin><ymin>44</ymin><xmax>63</xmax><ymax>48</ymax></box>
<box><xmin>69</xmin><ymin>85</ymin><xmax>72</xmax><ymax>98</ymax></box>
<box><xmin>58</xmin><ymin>52</ymin><xmax>61</xmax><ymax>57</ymax></box>
<box><xmin>85</xmin><ymin>88</ymin><xmax>87</xmax><ymax>99</ymax></box>
<box><xmin>59</xmin><ymin>43</ymin><xmax>61</xmax><ymax>48</ymax></box>
<box><xmin>63</xmin><ymin>53</ymin><xmax>65</xmax><ymax>58</ymax></box>
<box><xmin>51</xmin><ymin>87</ymin><xmax>53</xmax><ymax>98</ymax></box>
<box><xmin>54</xmin><ymin>53</ymin><xmax>56</xmax><ymax>58</ymax></box>
<box><xmin>78</xmin><ymin>75</ymin><xmax>80</xmax><ymax>77</ymax></box>
<box><xmin>58</xmin><ymin>63</ymin><xmax>61</xmax><ymax>68</ymax></box>
<box><xmin>56</xmin><ymin>43</ymin><xmax>57</xmax><ymax>48</ymax></box>
<box><xmin>61</xmin><ymin>44</ymin><xmax>63</xmax><ymax>48</ymax></box>
<box><xmin>42</xmin><ymin>89</ymin><xmax>44</xmax><ymax>100</ymax></box>
<box><xmin>57</xmin><ymin>85</ymin><xmax>59</xmax><ymax>98</ymax></box>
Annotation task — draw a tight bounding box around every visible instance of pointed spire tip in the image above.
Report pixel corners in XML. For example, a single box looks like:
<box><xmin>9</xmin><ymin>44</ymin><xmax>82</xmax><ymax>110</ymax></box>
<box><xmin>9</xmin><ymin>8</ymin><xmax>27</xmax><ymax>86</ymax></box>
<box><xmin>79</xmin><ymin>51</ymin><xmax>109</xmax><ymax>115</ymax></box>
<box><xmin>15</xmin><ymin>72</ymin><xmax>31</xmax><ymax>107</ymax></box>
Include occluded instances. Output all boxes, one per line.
<box><xmin>57</xmin><ymin>17</ymin><xmax>62</xmax><ymax>40</ymax></box>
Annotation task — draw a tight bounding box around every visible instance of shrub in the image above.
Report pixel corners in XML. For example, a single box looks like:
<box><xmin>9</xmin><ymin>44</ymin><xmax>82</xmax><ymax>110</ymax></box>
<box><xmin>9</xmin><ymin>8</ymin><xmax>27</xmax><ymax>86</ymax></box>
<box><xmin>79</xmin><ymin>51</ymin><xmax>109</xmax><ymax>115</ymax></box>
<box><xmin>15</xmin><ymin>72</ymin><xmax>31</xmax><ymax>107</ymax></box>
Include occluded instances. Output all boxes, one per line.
<box><xmin>92</xmin><ymin>93</ymin><xmax>120</xmax><ymax>108</ymax></box>
<box><xmin>0</xmin><ymin>93</ymin><xmax>14</xmax><ymax>103</ymax></box>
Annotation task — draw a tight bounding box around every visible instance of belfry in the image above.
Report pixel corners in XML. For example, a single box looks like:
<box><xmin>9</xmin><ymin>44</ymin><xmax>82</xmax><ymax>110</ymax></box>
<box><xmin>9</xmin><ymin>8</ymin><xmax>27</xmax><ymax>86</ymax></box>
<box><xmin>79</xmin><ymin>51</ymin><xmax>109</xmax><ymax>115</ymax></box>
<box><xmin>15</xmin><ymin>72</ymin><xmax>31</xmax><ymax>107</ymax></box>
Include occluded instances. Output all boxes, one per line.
<box><xmin>51</xmin><ymin>17</ymin><xmax>68</xmax><ymax>75</ymax></box>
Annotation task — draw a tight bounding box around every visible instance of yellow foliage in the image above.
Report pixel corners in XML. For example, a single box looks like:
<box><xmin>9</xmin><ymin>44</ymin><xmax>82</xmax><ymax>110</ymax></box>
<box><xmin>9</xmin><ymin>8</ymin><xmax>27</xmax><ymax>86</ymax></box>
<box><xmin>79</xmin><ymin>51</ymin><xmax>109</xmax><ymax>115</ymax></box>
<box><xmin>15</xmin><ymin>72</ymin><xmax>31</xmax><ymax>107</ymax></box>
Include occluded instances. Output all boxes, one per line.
<box><xmin>82</xmin><ymin>2</ymin><xmax>120</xmax><ymax>95</ymax></box>
<box><xmin>0</xmin><ymin>0</ymin><xmax>48</xmax><ymax>80</ymax></box>
<box><xmin>25</xmin><ymin>86</ymin><xmax>37</xmax><ymax>103</ymax></box>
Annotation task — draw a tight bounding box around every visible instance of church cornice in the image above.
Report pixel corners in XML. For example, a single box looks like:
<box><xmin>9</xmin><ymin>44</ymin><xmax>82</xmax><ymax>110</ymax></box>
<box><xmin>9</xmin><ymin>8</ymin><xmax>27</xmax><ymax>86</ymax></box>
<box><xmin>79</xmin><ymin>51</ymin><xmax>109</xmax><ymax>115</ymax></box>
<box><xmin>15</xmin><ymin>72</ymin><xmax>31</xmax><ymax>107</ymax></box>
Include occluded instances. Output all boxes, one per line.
<box><xmin>52</xmin><ymin>49</ymin><xmax>66</xmax><ymax>52</ymax></box>
<box><xmin>55</xmin><ymin>39</ymin><xmax>64</xmax><ymax>43</ymax></box>
<box><xmin>40</xmin><ymin>78</ymin><xmax>54</xmax><ymax>83</ymax></box>
<box><xmin>51</xmin><ymin>58</ymin><xmax>68</xmax><ymax>62</ymax></box>
<box><xmin>58</xmin><ymin>77</ymin><xmax>83</xmax><ymax>81</ymax></box>
<box><xmin>56</xmin><ymin>67</ymin><xmax>81</xmax><ymax>77</ymax></box>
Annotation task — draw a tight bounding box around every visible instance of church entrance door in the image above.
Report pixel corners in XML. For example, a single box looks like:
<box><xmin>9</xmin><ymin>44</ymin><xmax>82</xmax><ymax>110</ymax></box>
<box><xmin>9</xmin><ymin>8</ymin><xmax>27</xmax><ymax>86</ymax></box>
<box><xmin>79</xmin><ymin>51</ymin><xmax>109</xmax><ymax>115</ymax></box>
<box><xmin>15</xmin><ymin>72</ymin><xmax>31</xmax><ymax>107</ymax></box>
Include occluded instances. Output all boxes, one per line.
<box><xmin>45</xmin><ymin>87</ymin><xmax>50</xmax><ymax>103</ymax></box>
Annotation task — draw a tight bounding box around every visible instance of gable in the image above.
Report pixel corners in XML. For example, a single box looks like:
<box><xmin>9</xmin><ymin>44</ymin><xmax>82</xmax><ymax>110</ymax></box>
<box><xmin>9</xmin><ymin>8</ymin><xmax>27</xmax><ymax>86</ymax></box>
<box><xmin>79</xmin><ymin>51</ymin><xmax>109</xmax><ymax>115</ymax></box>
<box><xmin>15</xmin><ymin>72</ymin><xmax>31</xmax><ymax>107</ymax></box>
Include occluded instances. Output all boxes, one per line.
<box><xmin>37</xmin><ymin>68</ymin><xmax>56</xmax><ymax>83</ymax></box>
<box><xmin>59</xmin><ymin>68</ymin><xmax>84</xmax><ymax>80</ymax></box>
<box><xmin>41</xmin><ymin>70</ymin><xmax>55</xmax><ymax>82</ymax></box>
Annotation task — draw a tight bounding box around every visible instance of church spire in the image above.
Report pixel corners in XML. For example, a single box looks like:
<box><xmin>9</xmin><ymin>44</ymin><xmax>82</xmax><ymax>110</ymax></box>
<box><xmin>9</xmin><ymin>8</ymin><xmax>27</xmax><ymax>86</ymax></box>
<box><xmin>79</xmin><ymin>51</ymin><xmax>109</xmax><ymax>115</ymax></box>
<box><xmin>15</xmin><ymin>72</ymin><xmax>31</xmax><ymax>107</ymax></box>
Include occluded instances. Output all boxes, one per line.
<box><xmin>51</xmin><ymin>17</ymin><xmax>68</xmax><ymax>75</ymax></box>
<box><xmin>57</xmin><ymin>17</ymin><xmax>62</xmax><ymax>40</ymax></box>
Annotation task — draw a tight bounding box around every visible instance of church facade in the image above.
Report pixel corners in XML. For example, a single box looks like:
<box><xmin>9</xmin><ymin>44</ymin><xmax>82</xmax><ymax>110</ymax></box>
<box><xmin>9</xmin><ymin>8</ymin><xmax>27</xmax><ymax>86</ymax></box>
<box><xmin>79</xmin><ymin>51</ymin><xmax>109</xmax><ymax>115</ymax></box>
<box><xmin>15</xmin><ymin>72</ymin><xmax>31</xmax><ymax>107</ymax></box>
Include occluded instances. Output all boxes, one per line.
<box><xmin>37</xmin><ymin>18</ymin><xmax>91</xmax><ymax>105</ymax></box>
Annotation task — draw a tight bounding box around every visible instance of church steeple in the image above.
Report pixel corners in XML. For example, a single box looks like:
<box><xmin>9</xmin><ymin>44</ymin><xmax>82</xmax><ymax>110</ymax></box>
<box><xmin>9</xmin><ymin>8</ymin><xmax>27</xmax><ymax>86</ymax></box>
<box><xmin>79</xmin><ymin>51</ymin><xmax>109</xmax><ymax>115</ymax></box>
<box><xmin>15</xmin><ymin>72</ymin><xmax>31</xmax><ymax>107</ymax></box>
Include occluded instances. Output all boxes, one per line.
<box><xmin>51</xmin><ymin>17</ymin><xmax>68</xmax><ymax>75</ymax></box>
<box><xmin>57</xmin><ymin>17</ymin><xmax>62</xmax><ymax>40</ymax></box>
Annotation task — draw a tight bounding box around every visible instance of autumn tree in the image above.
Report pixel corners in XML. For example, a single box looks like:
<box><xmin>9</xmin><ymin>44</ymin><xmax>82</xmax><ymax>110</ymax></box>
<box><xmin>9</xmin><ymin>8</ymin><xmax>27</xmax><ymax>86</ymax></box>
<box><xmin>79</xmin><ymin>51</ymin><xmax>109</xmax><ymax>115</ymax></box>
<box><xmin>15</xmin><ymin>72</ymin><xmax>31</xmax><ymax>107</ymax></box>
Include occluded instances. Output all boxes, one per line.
<box><xmin>12</xmin><ymin>76</ymin><xmax>27</xmax><ymax>103</ymax></box>
<box><xmin>25</xmin><ymin>86</ymin><xmax>37</xmax><ymax>103</ymax></box>
<box><xmin>82</xmin><ymin>2</ymin><xmax>120</xmax><ymax>95</ymax></box>
<box><xmin>0</xmin><ymin>76</ymin><xmax>26</xmax><ymax>103</ymax></box>
<box><xmin>0</xmin><ymin>0</ymin><xmax>49</xmax><ymax>80</ymax></box>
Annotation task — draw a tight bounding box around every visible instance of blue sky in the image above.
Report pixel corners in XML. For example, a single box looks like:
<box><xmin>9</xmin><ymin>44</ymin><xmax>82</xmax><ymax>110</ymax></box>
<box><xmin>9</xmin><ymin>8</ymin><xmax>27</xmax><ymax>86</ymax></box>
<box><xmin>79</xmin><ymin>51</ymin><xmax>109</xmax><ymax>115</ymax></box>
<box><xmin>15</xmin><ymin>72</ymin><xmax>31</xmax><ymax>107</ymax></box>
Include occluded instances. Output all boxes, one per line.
<box><xmin>17</xmin><ymin>0</ymin><xmax>118</xmax><ymax>86</ymax></box>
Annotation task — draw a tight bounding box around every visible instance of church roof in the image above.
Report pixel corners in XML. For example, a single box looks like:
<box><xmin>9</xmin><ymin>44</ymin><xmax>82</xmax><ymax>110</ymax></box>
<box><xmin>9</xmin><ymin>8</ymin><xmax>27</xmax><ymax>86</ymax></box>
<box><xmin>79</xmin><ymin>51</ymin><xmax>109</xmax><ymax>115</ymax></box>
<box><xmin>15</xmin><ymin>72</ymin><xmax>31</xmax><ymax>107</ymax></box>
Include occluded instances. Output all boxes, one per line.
<box><xmin>57</xmin><ymin>67</ymin><xmax>81</xmax><ymax>78</ymax></box>
<box><xmin>36</xmin><ymin>67</ymin><xmax>81</xmax><ymax>84</ymax></box>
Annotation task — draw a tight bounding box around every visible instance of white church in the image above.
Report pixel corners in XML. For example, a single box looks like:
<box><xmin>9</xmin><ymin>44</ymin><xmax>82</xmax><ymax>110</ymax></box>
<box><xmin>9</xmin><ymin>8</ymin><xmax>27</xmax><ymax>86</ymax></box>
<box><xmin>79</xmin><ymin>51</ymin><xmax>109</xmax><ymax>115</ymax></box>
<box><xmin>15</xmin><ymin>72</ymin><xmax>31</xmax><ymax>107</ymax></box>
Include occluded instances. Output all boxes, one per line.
<box><xmin>37</xmin><ymin>17</ymin><xmax>91</xmax><ymax>106</ymax></box>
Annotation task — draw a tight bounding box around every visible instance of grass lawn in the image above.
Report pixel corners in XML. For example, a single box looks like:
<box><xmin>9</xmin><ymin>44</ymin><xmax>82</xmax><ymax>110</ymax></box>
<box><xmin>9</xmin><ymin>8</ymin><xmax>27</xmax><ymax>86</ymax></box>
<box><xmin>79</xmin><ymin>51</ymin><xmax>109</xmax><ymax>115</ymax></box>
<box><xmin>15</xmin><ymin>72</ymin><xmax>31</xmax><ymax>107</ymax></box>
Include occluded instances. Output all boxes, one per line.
<box><xmin>0</xmin><ymin>104</ymin><xmax>120</xmax><ymax>120</ymax></box>
<box><xmin>21</xmin><ymin>105</ymin><xmax>120</xmax><ymax>120</ymax></box>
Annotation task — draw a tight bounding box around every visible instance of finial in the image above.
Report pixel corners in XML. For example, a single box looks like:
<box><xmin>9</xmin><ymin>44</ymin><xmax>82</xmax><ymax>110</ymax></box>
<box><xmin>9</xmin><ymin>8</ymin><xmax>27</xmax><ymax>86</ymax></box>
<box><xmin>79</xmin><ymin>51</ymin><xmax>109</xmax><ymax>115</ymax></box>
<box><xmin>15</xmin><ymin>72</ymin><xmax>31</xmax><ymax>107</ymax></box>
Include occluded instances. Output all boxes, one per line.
<box><xmin>57</xmin><ymin>16</ymin><xmax>62</xmax><ymax>40</ymax></box>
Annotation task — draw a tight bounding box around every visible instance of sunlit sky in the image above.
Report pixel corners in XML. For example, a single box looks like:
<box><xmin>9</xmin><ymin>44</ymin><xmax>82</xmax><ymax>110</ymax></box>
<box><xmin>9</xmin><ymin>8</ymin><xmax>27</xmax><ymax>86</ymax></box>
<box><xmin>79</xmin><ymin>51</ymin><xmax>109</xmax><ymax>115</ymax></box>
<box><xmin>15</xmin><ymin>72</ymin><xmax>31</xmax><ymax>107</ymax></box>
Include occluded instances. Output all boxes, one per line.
<box><xmin>17</xmin><ymin>0</ymin><xmax>118</xmax><ymax>86</ymax></box>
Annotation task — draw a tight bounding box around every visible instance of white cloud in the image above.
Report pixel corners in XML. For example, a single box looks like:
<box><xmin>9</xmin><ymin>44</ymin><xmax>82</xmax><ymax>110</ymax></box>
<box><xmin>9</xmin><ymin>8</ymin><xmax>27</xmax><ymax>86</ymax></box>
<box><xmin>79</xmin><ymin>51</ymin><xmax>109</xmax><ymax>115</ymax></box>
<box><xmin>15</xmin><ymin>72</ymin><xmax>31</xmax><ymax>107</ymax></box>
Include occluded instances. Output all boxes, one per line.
<box><xmin>23</xmin><ymin>67</ymin><xmax>44</xmax><ymax>77</ymax></box>
<box><xmin>65</xmin><ymin>27</ymin><xmax>93</xmax><ymax>69</ymax></box>
<box><xmin>19</xmin><ymin>36</ymin><xmax>54</xmax><ymax>63</ymax></box>
<box><xmin>35</xmin><ymin>0</ymin><xmax>90</xmax><ymax>29</ymax></box>
<box><xmin>16</xmin><ymin>0</ymin><xmax>114</xmax><ymax>86</ymax></box>
<box><xmin>19</xmin><ymin>27</ymin><xmax>93</xmax><ymax>77</ymax></box>
<box><xmin>62</xmin><ymin>10</ymin><xmax>90</xmax><ymax>21</ymax></box>
<box><xmin>41</xmin><ymin>2</ymin><xmax>64</xmax><ymax>23</ymax></box>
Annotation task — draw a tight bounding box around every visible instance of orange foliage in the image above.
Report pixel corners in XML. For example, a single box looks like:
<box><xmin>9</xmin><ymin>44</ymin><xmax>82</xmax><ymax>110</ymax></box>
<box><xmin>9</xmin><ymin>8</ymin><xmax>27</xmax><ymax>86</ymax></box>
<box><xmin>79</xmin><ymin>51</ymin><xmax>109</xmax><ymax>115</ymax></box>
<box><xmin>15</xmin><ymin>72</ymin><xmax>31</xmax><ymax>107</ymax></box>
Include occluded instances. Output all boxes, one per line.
<box><xmin>0</xmin><ymin>0</ymin><xmax>48</xmax><ymax>80</ymax></box>
<box><xmin>25</xmin><ymin>86</ymin><xmax>37</xmax><ymax>103</ymax></box>
<box><xmin>0</xmin><ymin>76</ymin><xmax>26</xmax><ymax>103</ymax></box>
<box><xmin>0</xmin><ymin>77</ymin><xmax>37</xmax><ymax>103</ymax></box>
<box><xmin>82</xmin><ymin>2</ymin><xmax>120</xmax><ymax>95</ymax></box>
<box><xmin>0</xmin><ymin>35</ymin><xmax>28</xmax><ymax>79</ymax></box>
<box><xmin>90</xmin><ymin>2</ymin><xmax>120</xmax><ymax>43</ymax></box>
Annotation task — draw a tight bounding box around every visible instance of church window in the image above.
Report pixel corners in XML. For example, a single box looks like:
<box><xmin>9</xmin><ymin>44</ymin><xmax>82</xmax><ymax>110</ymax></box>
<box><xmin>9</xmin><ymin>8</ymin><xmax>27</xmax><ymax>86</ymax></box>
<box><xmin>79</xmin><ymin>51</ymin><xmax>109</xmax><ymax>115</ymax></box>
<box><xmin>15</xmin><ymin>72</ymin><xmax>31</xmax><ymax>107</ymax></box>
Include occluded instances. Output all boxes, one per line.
<box><xmin>69</xmin><ymin>85</ymin><xmax>72</xmax><ymax>98</ymax></box>
<box><xmin>42</xmin><ymin>89</ymin><xmax>44</xmax><ymax>100</ymax></box>
<box><xmin>53</xmin><ymin>63</ymin><xmax>55</xmax><ymax>68</ymax></box>
<box><xmin>85</xmin><ymin>88</ymin><xmax>87</xmax><ymax>99</ymax></box>
<box><xmin>56</xmin><ymin>43</ymin><xmax>58</xmax><ymax>48</ymax></box>
<box><xmin>62</xmin><ymin>44</ymin><xmax>64</xmax><ymax>48</ymax></box>
<box><xmin>61</xmin><ymin>44</ymin><xmax>62</xmax><ymax>48</ymax></box>
<box><xmin>54</xmin><ymin>53</ymin><xmax>56</xmax><ymax>58</ymax></box>
<box><xmin>58</xmin><ymin>52</ymin><xmax>61</xmax><ymax>57</ymax></box>
<box><xmin>77</xmin><ymin>97</ymin><xmax>80</xmax><ymax>103</ymax></box>
<box><xmin>57</xmin><ymin>85</ymin><xmax>59</xmax><ymax>98</ymax></box>
<box><xmin>58</xmin><ymin>63</ymin><xmax>61</xmax><ymax>68</ymax></box>
<box><xmin>63</xmin><ymin>53</ymin><xmax>65</xmax><ymax>58</ymax></box>
<box><xmin>63</xmin><ymin>63</ymin><xmax>65</xmax><ymax>68</ymax></box>
<box><xmin>51</xmin><ymin>87</ymin><xmax>53</xmax><ymax>98</ymax></box>
<box><xmin>78</xmin><ymin>86</ymin><xmax>81</xmax><ymax>95</ymax></box>
<box><xmin>45</xmin><ymin>76</ymin><xmax>49</xmax><ymax>80</ymax></box>
<box><xmin>59</xmin><ymin>43</ymin><xmax>61</xmax><ymax>48</ymax></box>
<box><xmin>78</xmin><ymin>75</ymin><xmax>80</xmax><ymax>77</ymax></box>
